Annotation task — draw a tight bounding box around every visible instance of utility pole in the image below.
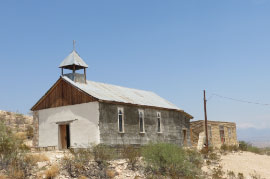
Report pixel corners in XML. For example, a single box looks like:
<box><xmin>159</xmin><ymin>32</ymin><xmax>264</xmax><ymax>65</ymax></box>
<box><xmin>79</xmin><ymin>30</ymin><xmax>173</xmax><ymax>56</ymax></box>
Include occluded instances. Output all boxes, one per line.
<box><xmin>204</xmin><ymin>90</ymin><xmax>209</xmax><ymax>150</ymax></box>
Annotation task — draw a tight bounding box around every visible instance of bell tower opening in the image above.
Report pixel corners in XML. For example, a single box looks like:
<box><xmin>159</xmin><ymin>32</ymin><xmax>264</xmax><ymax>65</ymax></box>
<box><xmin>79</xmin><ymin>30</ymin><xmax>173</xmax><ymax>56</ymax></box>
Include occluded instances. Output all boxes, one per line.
<box><xmin>59</xmin><ymin>41</ymin><xmax>88</xmax><ymax>83</ymax></box>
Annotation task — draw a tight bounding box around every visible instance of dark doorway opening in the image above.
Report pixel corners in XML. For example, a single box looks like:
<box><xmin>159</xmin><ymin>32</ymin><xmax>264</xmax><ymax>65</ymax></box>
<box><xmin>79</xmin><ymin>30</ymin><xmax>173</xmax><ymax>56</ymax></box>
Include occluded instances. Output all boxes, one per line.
<box><xmin>59</xmin><ymin>124</ymin><xmax>70</xmax><ymax>149</ymax></box>
<box><xmin>66</xmin><ymin>125</ymin><xmax>70</xmax><ymax>148</ymax></box>
<box><xmin>182</xmin><ymin>129</ymin><xmax>187</xmax><ymax>146</ymax></box>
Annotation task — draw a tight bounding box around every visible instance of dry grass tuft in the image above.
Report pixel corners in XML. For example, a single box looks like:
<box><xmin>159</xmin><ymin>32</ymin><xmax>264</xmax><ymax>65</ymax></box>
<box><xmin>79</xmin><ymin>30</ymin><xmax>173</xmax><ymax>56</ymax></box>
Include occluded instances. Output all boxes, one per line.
<box><xmin>15</xmin><ymin>132</ymin><xmax>27</xmax><ymax>140</ymax></box>
<box><xmin>106</xmin><ymin>169</ymin><xmax>118</xmax><ymax>178</ymax></box>
<box><xmin>44</xmin><ymin>164</ymin><xmax>59</xmax><ymax>179</ymax></box>
<box><xmin>0</xmin><ymin>174</ymin><xmax>8</xmax><ymax>179</ymax></box>
<box><xmin>78</xmin><ymin>176</ymin><xmax>88</xmax><ymax>179</ymax></box>
<box><xmin>8</xmin><ymin>168</ymin><xmax>25</xmax><ymax>179</ymax></box>
<box><xmin>25</xmin><ymin>153</ymin><xmax>49</xmax><ymax>165</ymax></box>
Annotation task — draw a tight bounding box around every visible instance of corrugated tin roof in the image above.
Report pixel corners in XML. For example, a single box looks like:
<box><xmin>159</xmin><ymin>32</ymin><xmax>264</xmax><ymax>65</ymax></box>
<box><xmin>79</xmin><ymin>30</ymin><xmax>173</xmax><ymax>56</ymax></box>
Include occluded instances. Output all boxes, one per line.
<box><xmin>62</xmin><ymin>76</ymin><xmax>182</xmax><ymax>111</ymax></box>
<box><xmin>59</xmin><ymin>50</ymin><xmax>88</xmax><ymax>68</ymax></box>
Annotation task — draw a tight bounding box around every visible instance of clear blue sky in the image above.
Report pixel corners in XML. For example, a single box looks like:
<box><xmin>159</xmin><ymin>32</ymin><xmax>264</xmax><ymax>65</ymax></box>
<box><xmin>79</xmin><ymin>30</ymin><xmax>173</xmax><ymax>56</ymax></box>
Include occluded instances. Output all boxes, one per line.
<box><xmin>1</xmin><ymin>0</ymin><xmax>270</xmax><ymax>132</ymax></box>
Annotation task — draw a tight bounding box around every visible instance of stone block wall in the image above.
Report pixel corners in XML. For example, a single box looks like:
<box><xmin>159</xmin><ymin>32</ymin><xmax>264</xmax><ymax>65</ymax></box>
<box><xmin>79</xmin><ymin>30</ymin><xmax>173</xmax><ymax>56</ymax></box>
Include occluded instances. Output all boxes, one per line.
<box><xmin>209</xmin><ymin>121</ymin><xmax>238</xmax><ymax>148</ymax></box>
<box><xmin>190</xmin><ymin>120</ymin><xmax>238</xmax><ymax>149</ymax></box>
<box><xmin>99</xmin><ymin>102</ymin><xmax>191</xmax><ymax>146</ymax></box>
<box><xmin>32</xmin><ymin>111</ymin><xmax>39</xmax><ymax>147</ymax></box>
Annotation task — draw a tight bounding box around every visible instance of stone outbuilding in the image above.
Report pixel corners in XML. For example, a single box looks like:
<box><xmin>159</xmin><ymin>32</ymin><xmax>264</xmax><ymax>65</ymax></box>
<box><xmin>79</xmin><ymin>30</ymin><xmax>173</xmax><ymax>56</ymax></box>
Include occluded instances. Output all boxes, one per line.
<box><xmin>190</xmin><ymin>120</ymin><xmax>238</xmax><ymax>149</ymax></box>
<box><xmin>31</xmin><ymin>49</ymin><xmax>193</xmax><ymax>149</ymax></box>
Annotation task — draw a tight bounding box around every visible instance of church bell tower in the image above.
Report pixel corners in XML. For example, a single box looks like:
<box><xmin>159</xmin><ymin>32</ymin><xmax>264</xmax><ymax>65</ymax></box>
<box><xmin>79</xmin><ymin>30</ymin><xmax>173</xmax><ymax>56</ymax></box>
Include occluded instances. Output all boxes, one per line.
<box><xmin>59</xmin><ymin>41</ymin><xmax>88</xmax><ymax>83</ymax></box>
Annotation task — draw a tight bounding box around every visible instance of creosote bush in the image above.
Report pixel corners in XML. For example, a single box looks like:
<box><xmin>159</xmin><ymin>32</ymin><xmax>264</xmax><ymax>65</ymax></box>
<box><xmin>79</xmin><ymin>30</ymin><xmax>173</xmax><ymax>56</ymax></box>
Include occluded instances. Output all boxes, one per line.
<box><xmin>227</xmin><ymin>170</ymin><xmax>236</xmax><ymax>179</ymax></box>
<box><xmin>122</xmin><ymin>145</ymin><xmax>140</xmax><ymax>170</ymax></box>
<box><xmin>238</xmin><ymin>172</ymin><xmax>244</xmax><ymax>179</ymax></box>
<box><xmin>142</xmin><ymin>143</ymin><xmax>202</xmax><ymax>179</ymax></box>
<box><xmin>93</xmin><ymin>144</ymin><xmax>115</xmax><ymax>167</ymax></box>
<box><xmin>239</xmin><ymin>141</ymin><xmax>262</xmax><ymax>154</ymax></box>
<box><xmin>0</xmin><ymin>122</ymin><xmax>33</xmax><ymax>178</ymax></box>
<box><xmin>62</xmin><ymin>148</ymin><xmax>93</xmax><ymax>178</ymax></box>
<box><xmin>220</xmin><ymin>144</ymin><xmax>239</xmax><ymax>154</ymax></box>
<box><xmin>62</xmin><ymin>145</ymin><xmax>115</xmax><ymax>178</ymax></box>
<box><xmin>200</xmin><ymin>146</ymin><xmax>214</xmax><ymax>156</ymax></box>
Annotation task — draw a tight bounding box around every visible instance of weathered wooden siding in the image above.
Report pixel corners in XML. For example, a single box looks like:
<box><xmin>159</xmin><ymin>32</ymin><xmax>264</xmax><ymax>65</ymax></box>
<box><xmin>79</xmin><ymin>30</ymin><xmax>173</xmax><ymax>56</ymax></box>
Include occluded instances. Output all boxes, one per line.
<box><xmin>32</xmin><ymin>79</ymin><xmax>97</xmax><ymax>111</ymax></box>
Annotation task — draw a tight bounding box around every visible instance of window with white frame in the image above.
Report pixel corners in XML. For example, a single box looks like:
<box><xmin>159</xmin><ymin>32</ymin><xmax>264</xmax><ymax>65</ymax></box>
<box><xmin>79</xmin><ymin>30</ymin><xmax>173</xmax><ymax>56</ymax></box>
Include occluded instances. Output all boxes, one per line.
<box><xmin>118</xmin><ymin>108</ymin><xmax>124</xmax><ymax>133</ymax></box>
<box><xmin>157</xmin><ymin>112</ymin><xmax>161</xmax><ymax>133</ymax></box>
<box><xmin>139</xmin><ymin>110</ymin><xmax>145</xmax><ymax>133</ymax></box>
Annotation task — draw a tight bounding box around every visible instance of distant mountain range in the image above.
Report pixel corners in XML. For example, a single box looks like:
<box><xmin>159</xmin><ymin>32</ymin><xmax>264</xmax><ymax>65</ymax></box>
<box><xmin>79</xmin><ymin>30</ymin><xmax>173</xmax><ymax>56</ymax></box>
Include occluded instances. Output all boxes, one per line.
<box><xmin>237</xmin><ymin>128</ymin><xmax>270</xmax><ymax>148</ymax></box>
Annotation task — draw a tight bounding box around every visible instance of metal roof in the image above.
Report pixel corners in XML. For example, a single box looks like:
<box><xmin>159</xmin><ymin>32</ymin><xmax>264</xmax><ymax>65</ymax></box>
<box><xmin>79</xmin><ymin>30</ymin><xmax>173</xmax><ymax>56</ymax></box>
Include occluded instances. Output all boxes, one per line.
<box><xmin>59</xmin><ymin>50</ymin><xmax>88</xmax><ymax>68</ymax></box>
<box><xmin>62</xmin><ymin>76</ymin><xmax>182</xmax><ymax>111</ymax></box>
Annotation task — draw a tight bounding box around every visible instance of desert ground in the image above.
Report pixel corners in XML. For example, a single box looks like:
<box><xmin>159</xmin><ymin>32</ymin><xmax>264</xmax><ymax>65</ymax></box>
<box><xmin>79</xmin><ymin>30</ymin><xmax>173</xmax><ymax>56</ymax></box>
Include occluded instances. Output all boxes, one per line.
<box><xmin>202</xmin><ymin>151</ymin><xmax>270</xmax><ymax>179</ymax></box>
<box><xmin>220</xmin><ymin>152</ymin><xmax>270</xmax><ymax>179</ymax></box>
<box><xmin>28</xmin><ymin>150</ymin><xmax>270</xmax><ymax>179</ymax></box>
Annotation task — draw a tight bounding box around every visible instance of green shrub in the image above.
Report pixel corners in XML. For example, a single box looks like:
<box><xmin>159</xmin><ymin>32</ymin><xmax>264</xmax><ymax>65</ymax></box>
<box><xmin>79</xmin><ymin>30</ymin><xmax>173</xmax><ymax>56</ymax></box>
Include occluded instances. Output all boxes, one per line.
<box><xmin>262</xmin><ymin>147</ymin><xmax>270</xmax><ymax>156</ymax></box>
<box><xmin>0</xmin><ymin>122</ymin><xmax>32</xmax><ymax>177</ymax></box>
<box><xmin>62</xmin><ymin>146</ymin><xmax>109</xmax><ymax>178</ymax></box>
<box><xmin>62</xmin><ymin>148</ymin><xmax>93</xmax><ymax>177</ymax></box>
<box><xmin>239</xmin><ymin>141</ymin><xmax>262</xmax><ymax>154</ymax></box>
<box><xmin>185</xmin><ymin>149</ymin><xmax>203</xmax><ymax>168</ymax></box>
<box><xmin>221</xmin><ymin>144</ymin><xmax>239</xmax><ymax>153</ymax></box>
<box><xmin>247</xmin><ymin>145</ymin><xmax>261</xmax><ymax>154</ymax></box>
<box><xmin>93</xmin><ymin>144</ymin><xmax>115</xmax><ymax>167</ymax></box>
<box><xmin>229</xmin><ymin>145</ymin><xmax>239</xmax><ymax>152</ymax></box>
<box><xmin>142</xmin><ymin>143</ymin><xmax>202</xmax><ymax>178</ymax></box>
<box><xmin>237</xmin><ymin>172</ymin><xmax>244</xmax><ymax>179</ymax></box>
<box><xmin>122</xmin><ymin>145</ymin><xmax>140</xmax><ymax>170</ymax></box>
<box><xmin>221</xmin><ymin>144</ymin><xmax>228</xmax><ymax>151</ymax></box>
<box><xmin>209</xmin><ymin>152</ymin><xmax>219</xmax><ymax>161</ymax></box>
<box><xmin>200</xmin><ymin>146</ymin><xmax>213</xmax><ymax>155</ymax></box>
<box><xmin>227</xmin><ymin>170</ymin><xmax>236</xmax><ymax>179</ymax></box>
<box><xmin>239</xmin><ymin>141</ymin><xmax>248</xmax><ymax>151</ymax></box>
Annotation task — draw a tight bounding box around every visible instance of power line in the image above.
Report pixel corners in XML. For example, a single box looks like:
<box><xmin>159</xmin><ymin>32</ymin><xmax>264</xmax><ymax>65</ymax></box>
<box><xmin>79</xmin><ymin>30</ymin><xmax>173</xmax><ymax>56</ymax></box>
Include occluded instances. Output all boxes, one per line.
<box><xmin>211</xmin><ymin>93</ymin><xmax>270</xmax><ymax>106</ymax></box>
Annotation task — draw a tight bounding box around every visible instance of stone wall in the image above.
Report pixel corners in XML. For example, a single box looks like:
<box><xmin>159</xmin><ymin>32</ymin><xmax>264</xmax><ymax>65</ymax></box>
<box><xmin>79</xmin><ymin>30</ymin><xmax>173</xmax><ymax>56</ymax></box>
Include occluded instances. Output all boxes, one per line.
<box><xmin>209</xmin><ymin>121</ymin><xmax>238</xmax><ymax>148</ymax></box>
<box><xmin>190</xmin><ymin>120</ymin><xmax>238</xmax><ymax>149</ymax></box>
<box><xmin>99</xmin><ymin>102</ymin><xmax>191</xmax><ymax>146</ymax></box>
<box><xmin>32</xmin><ymin>111</ymin><xmax>39</xmax><ymax>147</ymax></box>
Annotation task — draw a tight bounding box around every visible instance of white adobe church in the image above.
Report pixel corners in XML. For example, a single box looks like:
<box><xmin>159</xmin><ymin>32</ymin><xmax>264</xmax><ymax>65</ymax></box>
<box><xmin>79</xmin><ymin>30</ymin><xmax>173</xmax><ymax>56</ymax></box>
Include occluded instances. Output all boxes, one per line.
<box><xmin>31</xmin><ymin>46</ymin><xmax>193</xmax><ymax>149</ymax></box>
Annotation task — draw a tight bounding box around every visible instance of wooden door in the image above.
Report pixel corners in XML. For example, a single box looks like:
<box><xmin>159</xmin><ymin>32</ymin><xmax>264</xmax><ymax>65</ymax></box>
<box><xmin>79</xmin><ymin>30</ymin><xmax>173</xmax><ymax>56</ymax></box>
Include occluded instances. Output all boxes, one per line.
<box><xmin>60</xmin><ymin>125</ymin><xmax>67</xmax><ymax>149</ymax></box>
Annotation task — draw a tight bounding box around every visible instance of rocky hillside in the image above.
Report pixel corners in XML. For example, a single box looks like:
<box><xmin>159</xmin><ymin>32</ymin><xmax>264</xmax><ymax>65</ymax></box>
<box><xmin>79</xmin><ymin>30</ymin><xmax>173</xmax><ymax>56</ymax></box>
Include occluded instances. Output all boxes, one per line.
<box><xmin>0</xmin><ymin>110</ymin><xmax>33</xmax><ymax>146</ymax></box>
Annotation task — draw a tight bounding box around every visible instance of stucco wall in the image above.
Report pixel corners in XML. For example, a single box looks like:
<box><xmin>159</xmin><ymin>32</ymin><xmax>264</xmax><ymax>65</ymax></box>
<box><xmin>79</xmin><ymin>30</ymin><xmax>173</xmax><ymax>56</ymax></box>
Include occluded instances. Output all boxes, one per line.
<box><xmin>38</xmin><ymin>102</ymin><xmax>100</xmax><ymax>148</ymax></box>
<box><xmin>99</xmin><ymin>103</ymin><xmax>191</xmax><ymax>146</ymax></box>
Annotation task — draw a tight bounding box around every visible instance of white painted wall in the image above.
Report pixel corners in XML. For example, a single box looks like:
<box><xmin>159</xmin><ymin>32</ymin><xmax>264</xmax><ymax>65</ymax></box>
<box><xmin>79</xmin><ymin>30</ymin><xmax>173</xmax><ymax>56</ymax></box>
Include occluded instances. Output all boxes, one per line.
<box><xmin>38</xmin><ymin>102</ymin><xmax>100</xmax><ymax>148</ymax></box>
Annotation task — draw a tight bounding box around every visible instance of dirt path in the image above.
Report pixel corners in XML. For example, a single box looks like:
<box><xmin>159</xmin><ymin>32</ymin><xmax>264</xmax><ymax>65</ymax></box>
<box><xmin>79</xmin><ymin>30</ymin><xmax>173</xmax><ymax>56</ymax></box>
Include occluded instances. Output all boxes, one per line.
<box><xmin>220</xmin><ymin>151</ymin><xmax>270</xmax><ymax>179</ymax></box>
